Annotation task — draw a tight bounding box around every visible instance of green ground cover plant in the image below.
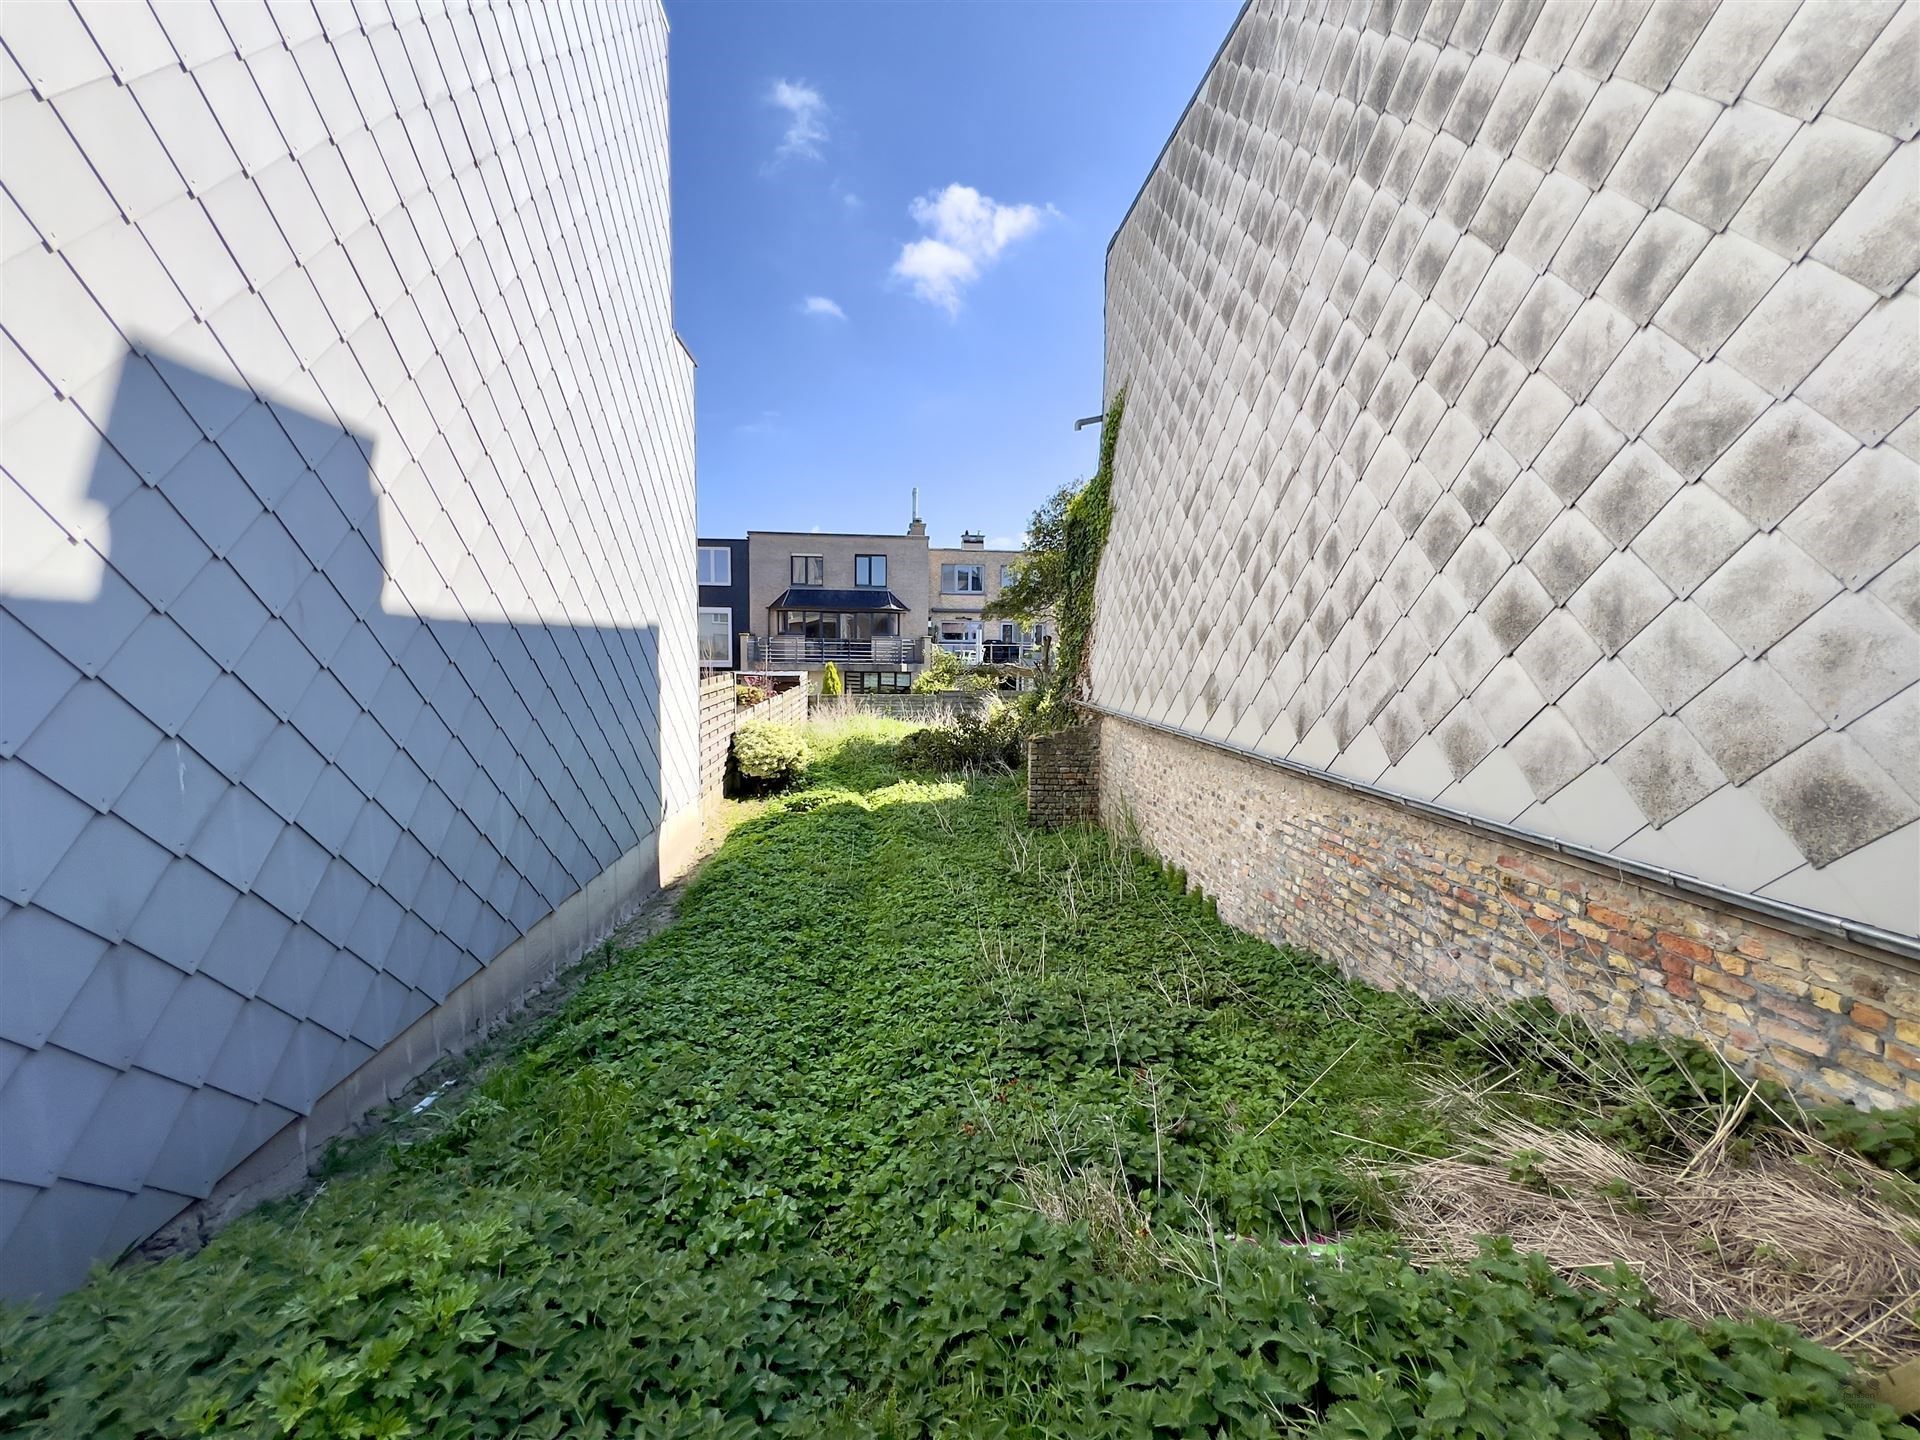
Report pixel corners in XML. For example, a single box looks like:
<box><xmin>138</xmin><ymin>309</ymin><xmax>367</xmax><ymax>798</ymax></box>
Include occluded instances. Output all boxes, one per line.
<box><xmin>1</xmin><ymin>719</ymin><xmax>1906</xmax><ymax>1438</ymax></box>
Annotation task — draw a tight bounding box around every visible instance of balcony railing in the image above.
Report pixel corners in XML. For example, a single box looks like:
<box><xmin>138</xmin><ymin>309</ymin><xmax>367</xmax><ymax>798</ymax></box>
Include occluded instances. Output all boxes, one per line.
<box><xmin>743</xmin><ymin>635</ymin><xmax>923</xmax><ymax>666</ymax></box>
<box><xmin>938</xmin><ymin>640</ymin><xmax>1044</xmax><ymax>665</ymax></box>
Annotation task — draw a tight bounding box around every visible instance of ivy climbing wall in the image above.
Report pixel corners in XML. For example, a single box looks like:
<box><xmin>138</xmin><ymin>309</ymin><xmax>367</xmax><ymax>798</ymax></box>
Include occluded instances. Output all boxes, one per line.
<box><xmin>1095</xmin><ymin>0</ymin><xmax>1920</xmax><ymax>948</ymax></box>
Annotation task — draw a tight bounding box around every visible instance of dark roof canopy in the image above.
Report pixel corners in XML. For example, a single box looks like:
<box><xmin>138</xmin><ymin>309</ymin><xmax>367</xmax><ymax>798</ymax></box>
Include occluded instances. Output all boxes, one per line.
<box><xmin>769</xmin><ymin>587</ymin><xmax>910</xmax><ymax>612</ymax></box>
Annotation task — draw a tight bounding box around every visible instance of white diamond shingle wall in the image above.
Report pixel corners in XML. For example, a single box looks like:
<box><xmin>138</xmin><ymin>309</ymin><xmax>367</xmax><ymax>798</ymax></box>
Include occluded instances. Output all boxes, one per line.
<box><xmin>0</xmin><ymin>0</ymin><xmax>695</xmax><ymax>1297</ymax></box>
<box><xmin>1097</xmin><ymin>0</ymin><xmax>1920</xmax><ymax>946</ymax></box>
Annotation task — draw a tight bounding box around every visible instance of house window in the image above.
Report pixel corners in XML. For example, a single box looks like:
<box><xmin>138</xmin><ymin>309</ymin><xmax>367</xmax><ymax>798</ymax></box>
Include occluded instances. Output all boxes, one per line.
<box><xmin>779</xmin><ymin>610</ymin><xmax>843</xmax><ymax>639</ymax></box>
<box><xmin>790</xmin><ymin>554</ymin><xmax>824</xmax><ymax>585</ymax></box>
<box><xmin>941</xmin><ymin>563</ymin><xmax>983</xmax><ymax>593</ymax></box>
<box><xmin>1000</xmin><ymin>622</ymin><xmax>1017</xmax><ymax>643</ymax></box>
<box><xmin>856</xmin><ymin>671</ymin><xmax>912</xmax><ymax>692</ymax></box>
<box><xmin>697</xmin><ymin>546</ymin><xmax>731</xmax><ymax>585</ymax></box>
<box><xmin>999</xmin><ymin>564</ymin><xmax>1015</xmax><ymax>587</ymax></box>
<box><xmin>855</xmin><ymin>553</ymin><xmax>887</xmax><ymax>587</ymax></box>
<box><xmin>697</xmin><ymin>607</ymin><xmax>732</xmax><ymax>667</ymax></box>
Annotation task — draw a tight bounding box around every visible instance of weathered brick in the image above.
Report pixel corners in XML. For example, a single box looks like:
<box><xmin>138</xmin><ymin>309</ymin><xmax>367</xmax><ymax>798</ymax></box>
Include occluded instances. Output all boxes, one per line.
<box><xmin>1657</xmin><ymin>932</ymin><xmax>1713</xmax><ymax>965</ymax></box>
<box><xmin>1755</xmin><ymin>1021</ymin><xmax>1829</xmax><ymax>1058</ymax></box>
<box><xmin>1694</xmin><ymin>968</ymin><xmax>1755</xmax><ymax>1001</ymax></box>
<box><xmin>1100</xmin><ymin>714</ymin><xmax>1915</xmax><ymax>1110</ymax></box>
<box><xmin>1852</xmin><ymin>1001</ymin><xmax>1892</xmax><ymax>1032</ymax></box>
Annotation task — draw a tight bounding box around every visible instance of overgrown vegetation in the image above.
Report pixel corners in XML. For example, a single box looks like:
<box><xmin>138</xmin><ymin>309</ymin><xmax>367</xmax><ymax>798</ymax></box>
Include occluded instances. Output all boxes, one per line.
<box><xmin>2</xmin><ymin>722</ymin><xmax>1907</xmax><ymax>1437</ymax></box>
<box><xmin>734</xmin><ymin>682</ymin><xmax>768</xmax><ymax>708</ymax></box>
<box><xmin>1055</xmin><ymin>391</ymin><xmax>1122</xmax><ymax>701</ymax></box>
<box><xmin>985</xmin><ymin>390</ymin><xmax>1123</xmax><ymax>707</ymax></box>
<box><xmin>908</xmin><ymin>648</ymin><xmax>996</xmax><ymax>694</ymax></box>
<box><xmin>892</xmin><ymin>700</ymin><xmax>1028</xmax><ymax>773</ymax></box>
<box><xmin>984</xmin><ymin>481</ymin><xmax>1076</xmax><ymax>628</ymax></box>
<box><xmin>727</xmin><ymin>719</ymin><xmax>808</xmax><ymax>794</ymax></box>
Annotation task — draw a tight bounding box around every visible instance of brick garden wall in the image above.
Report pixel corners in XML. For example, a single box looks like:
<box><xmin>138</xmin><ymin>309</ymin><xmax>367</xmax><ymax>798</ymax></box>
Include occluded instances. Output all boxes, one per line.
<box><xmin>1101</xmin><ymin>713</ymin><xmax>1919</xmax><ymax>1110</ymax></box>
<box><xmin>1029</xmin><ymin>726</ymin><xmax>1103</xmax><ymax>829</ymax></box>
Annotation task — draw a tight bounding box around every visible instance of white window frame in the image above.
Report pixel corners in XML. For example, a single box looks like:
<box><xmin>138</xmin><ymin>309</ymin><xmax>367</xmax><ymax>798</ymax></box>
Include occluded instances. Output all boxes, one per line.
<box><xmin>697</xmin><ymin>546</ymin><xmax>731</xmax><ymax>586</ymax></box>
<box><xmin>791</xmin><ymin>553</ymin><xmax>824</xmax><ymax>586</ymax></box>
<box><xmin>698</xmin><ymin>607</ymin><xmax>733</xmax><ymax>667</ymax></box>
<box><xmin>942</xmin><ymin>563</ymin><xmax>984</xmax><ymax>594</ymax></box>
<box><xmin>999</xmin><ymin>564</ymin><xmax>1015</xmax><ymax>587</ymax></box>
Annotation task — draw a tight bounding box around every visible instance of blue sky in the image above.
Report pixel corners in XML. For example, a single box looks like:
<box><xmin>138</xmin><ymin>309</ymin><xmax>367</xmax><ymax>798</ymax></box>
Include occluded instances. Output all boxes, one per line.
<box><xmin>668</xmin><ymin>0</ymin><xmax>1241</xmax><ymax>546</ymax></box>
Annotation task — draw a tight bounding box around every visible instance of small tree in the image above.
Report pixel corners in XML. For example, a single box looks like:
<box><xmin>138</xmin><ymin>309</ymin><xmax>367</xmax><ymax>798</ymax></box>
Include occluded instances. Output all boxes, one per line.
<box><xmin>820</xmin><ymin>660</ymin><xmax>844</xmax><ymax>696</ymax></box>
<box><xmin>984</xmin><ymin>481</ymin><xmax>1076</xmax><ymax>628</ymax></box>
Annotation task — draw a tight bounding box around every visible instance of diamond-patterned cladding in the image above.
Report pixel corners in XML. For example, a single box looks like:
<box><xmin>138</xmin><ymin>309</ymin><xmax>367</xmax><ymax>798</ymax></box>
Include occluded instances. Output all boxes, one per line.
<box><xmin>0</xmin><ymin>0</ymin><xmax>694</xmax><ymax>1298</ymax></box>
<box><xmin>1094</xmin><ymin>0</ymin><xmax>1920</xmax><ymax>961</ymax></box>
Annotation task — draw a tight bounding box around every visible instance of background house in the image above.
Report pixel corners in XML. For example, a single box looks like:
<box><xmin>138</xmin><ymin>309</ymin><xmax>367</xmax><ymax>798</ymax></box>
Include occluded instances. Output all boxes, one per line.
<box><xmin>929</xmin><ymin>532</ymin><xmax>1049</xmax><ymax>664</ymax></box>
<box><xmin>697</xmin><ymin>538</ymin><xmax>749</xmax><ymax>671</ymax></box>
<box><xmin>742</xmin><ymin>523</ymin><xmax>931</xmax><ymax>691</ymax></box>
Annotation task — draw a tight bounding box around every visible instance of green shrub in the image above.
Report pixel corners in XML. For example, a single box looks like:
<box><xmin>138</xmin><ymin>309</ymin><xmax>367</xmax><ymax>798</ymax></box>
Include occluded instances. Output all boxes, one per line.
<box><xmin>734</xmin><ymin>683</ymin><xmax>768</xmax><ymax>708</ymax></box>
<box><xmin>729</xmin><ymin>721</ymin><xmax>808</xmax><ymax>794</ymax></box>
<box><xmin>894</xmin><ymin>703</ymin><xmax>1026</xmax><ymax>773</ymax></box>
<box><xmin>1009</xmin><ymin>688</ymin><xmax>1075</xmax><ymax>736</ymax></box>
<box><xmin>911</xmin><ymin>648</ymin><xmax>964</xmax><ymax>693</ymax></box>
<box><xmin>820</xmin><ymin>661</ymin><xmax>843</xmax><ymax>697</ymax></box>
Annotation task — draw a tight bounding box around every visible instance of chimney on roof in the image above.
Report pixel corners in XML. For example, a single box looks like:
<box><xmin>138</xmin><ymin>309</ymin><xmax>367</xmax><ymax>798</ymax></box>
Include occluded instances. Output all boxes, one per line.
<box><xmin>961</xmin><ymin>531</ymin><xmax>985</xmax><ymax>548</ymax></box>
<box><xmin>907</xmin><ymin>487</ymin><xmax>926</xmax><ymax>537</ymax></box>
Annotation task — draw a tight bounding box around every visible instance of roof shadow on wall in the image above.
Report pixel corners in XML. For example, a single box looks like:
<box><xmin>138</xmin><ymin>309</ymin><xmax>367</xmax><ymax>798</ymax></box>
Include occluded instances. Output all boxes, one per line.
<box><xmin>0</xmin><ymin>346</ymin><xmax>664</xmax><ymax>1299</ymax></box>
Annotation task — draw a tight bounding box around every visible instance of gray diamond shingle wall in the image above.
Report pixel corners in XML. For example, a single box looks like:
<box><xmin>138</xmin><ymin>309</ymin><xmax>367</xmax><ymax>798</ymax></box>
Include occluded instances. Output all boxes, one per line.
<box><xmin>0</xmin><ymin>0</ymin><xmax>694</xmax><ymax>1298</ymax></box>
<box><xmin>1097</xmin><ymin>0</ymin><xmax>1919</xmax><ymax>946</ymax></box>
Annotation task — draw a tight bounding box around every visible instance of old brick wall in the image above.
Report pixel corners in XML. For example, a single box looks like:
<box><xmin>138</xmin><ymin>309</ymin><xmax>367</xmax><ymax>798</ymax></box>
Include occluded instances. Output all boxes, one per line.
<box><xmin>1029</xmin><ymin>726</ymin><xmax>1103</xmax><ymax>829</ymax></box>
<box><xmin>1102</xmin><ymin>714</ymin><xmax>1918</xmax><ymax>1108</ymax></box>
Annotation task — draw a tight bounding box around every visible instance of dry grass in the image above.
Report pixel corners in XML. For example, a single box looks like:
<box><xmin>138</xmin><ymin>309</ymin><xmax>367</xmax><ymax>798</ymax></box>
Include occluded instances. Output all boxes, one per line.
<box><xmin>1324</xmin><ymin>995</ymin><xmax>1920</xmax><ymax>1368</ymax></box>
<box><xmin>1387</xmin><ymin>1113</ymin><xmax>1920</xmax><ymax>1367</ymax></box>
<box><xmin>1015</xmin><ymin>1161</ymin><xmax>1164</xmax><ymax>1276</ymax></box>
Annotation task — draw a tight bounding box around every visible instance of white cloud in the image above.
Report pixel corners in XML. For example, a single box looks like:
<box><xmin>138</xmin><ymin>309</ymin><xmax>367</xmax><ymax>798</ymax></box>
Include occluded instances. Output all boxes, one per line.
<box><xmin>768</xmin><ymin>79</ymin><xmax>827</xmax><ymax>161</ymax></box>
<box><xmin>891</xmin><ymin>184</ymin><xmax>1051</xmax><ymax>315</ymax></box>
<box><xmin>987</xmin><ymin>535</ymin><xmax>1022</xmax><ymax>550</ymax></box>
<box><xmin>800</xmin><ymin>295</ymin><xmax>846</xmax><ymax>320</ymax></box>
